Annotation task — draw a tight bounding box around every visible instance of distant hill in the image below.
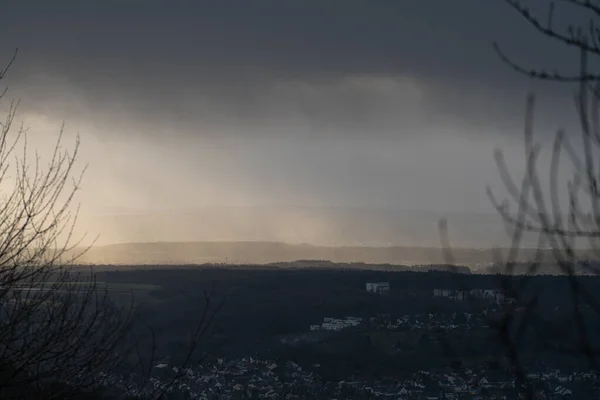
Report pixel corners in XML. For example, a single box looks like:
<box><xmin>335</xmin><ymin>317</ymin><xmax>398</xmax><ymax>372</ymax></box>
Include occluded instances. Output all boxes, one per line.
<box><xmin>70</xmin><ymin>240</ymin><xmax>592</xmax><ymax>269</ymax></box>
<box><xmin>265</xmin><ymin>259</ymin><xmax>472</xmax><ymax>274</ymax></box>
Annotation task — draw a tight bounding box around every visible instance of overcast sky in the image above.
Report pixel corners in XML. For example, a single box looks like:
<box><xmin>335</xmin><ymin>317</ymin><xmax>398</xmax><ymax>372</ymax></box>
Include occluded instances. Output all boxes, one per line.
<box><xmin>0</xmin><ymin>0</ymin><xmax>590</xmax><ymax>245</ymax></box>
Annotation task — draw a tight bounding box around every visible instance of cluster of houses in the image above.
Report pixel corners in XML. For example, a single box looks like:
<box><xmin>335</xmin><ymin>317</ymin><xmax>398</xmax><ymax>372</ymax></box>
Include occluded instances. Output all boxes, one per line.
<box><xmin>94</xmin><ymin>358</ymin><xmax>599</xmax><ymax>399</ymax></box>
<box><xmin>368</xmin><ymin>313</ymin><xmax>487</xmax><ymax>332</ymax></box>
<box><xmin>307</xmin><ymin>310</ymin><xmax>491</xmax><ymax>335</ymax></box>
<box><xmin>433</xmin><ymin>288</ymin><xmax>511</xmax><ymax>305</ymax></box>
<box><xmin>309</xmin><ymin>316</ymin><xmax>363</xmax><ymax>332</ymax></box>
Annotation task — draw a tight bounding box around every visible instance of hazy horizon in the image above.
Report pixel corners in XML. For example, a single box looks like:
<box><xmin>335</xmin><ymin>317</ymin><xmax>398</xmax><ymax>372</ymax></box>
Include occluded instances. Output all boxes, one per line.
<box><xmin>74</xmin><ymin>205</ymin><xmax>538</xmax><ymax>249</ymax></box>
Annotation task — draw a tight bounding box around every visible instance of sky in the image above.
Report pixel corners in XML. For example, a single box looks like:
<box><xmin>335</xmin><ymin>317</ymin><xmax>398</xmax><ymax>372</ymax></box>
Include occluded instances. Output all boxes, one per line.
<box><xmin>0</xmin><ymin>0</ymin><xmax>591</xmax><ymax>246</ymax></box>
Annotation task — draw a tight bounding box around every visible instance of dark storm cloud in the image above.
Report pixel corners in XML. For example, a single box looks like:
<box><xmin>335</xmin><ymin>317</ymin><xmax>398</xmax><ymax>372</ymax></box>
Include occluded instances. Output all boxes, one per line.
<box><xmin>0</xmin><ymin>0</ymin><xmax>588</xmax><ymax>245</ymax></box>
<box><xmin>0</xmin><ymin>0</ymin><xmax>585</xmax><ymax>140</ymax></box>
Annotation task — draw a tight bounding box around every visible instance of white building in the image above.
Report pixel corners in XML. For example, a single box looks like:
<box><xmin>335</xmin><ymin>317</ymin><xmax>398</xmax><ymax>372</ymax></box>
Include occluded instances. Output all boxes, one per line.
<box><xmin>434</xmin><ymin>288</ymin><xmax>506</xmax><ymax>304</ymax></box>
<box><xmin>311</xmin><ymin>317</ymin><xmax>363</xmax><ymax>331</ymax></box>
<box><xmin>366</xmin><ymin>282</ymin><xmax>390</xmax><ymax>294</ymax></box>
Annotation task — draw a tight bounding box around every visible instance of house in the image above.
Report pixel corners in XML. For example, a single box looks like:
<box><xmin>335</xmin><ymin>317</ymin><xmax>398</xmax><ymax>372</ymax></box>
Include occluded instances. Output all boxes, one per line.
<box><xmin>435</xmin><ymin>288</ymin><xmax>506</xmax><ymax>304</ymax></box>
<box><xmin>434</xmin><ymin>289</ymin><xmax>452</xmax><ymax>297</ymax></box>
<box><xmin>366</xmin><ymin>282</ymin><xmax>390</xmax><ymax>294</ymax></box>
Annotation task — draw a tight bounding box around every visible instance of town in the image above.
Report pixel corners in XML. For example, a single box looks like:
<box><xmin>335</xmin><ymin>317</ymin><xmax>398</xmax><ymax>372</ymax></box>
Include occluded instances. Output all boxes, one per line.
<box><xmin>98</xmin><ymin>356</ymin><xmax>595</xmax><ymax>399</ymax></box>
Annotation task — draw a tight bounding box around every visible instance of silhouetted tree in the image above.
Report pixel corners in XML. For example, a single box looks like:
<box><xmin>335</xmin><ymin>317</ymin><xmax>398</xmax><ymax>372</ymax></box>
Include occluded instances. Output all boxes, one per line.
<box><xmin>445</xmin><ymin>1</ymin><xmax>600</xmax><ymax>398</ymax></box>
<box><xmin>0</xmin><ymin>49</ymin><xmax>221</xmax><ymax>399</ymax></box>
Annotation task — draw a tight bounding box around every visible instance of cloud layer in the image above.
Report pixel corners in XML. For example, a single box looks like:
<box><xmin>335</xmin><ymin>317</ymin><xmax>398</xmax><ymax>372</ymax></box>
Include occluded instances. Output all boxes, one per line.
<box><xmin>0</xmin><ymin>0</ymin><xmax>589</xmax><ymax>245</ymax></box>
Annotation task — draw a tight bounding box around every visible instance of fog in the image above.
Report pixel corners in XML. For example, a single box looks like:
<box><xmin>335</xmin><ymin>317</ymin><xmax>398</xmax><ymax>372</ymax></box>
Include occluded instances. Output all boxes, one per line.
<box><xmin>17</xmin><ymin>114</ymin><xmax>559</xmax><ymax>249</ymax></box>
